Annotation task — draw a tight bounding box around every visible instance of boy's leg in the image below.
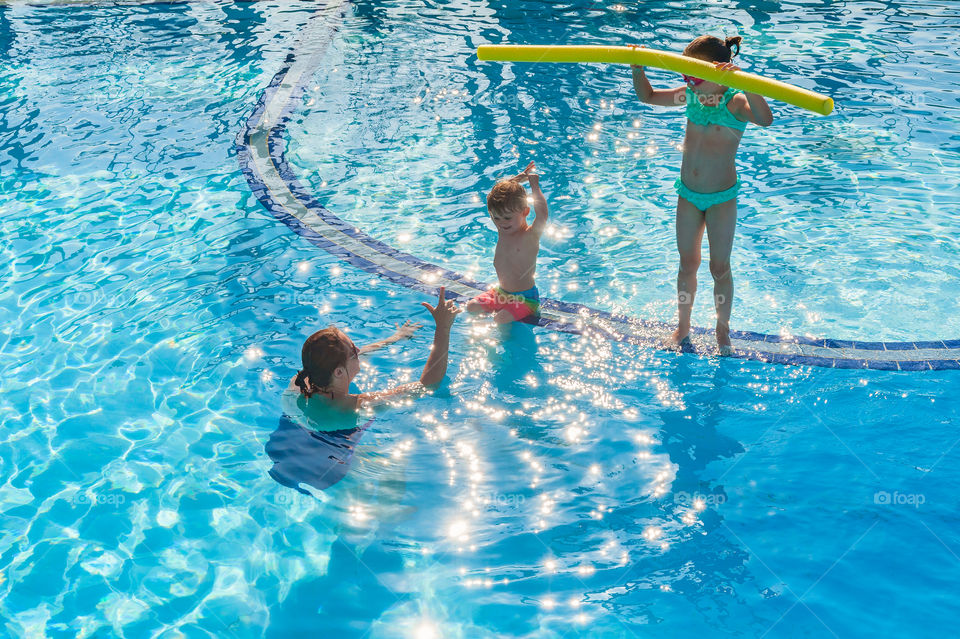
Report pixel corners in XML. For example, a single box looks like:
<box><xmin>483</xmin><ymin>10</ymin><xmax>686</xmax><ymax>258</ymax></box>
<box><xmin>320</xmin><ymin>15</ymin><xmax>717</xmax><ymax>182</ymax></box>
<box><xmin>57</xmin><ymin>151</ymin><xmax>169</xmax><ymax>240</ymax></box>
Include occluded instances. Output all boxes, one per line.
<box><xmin>467</xmin><ymin>289</ymin><xmax>498</xmax><ymax>314</ymax></box>
<box><xmin>493</xmin><ymin>310</ymin><xmax>515</xmax><ymax>324</ymax></box>
<box><xmin>704</xmin><ymin>198</ymin><xmax>737</xmax><ymax>349</ymax></box>
<box><xmin>671</xmin><ymin>197</ymin><xmax>706</xmax><ymax>345</ymax></box>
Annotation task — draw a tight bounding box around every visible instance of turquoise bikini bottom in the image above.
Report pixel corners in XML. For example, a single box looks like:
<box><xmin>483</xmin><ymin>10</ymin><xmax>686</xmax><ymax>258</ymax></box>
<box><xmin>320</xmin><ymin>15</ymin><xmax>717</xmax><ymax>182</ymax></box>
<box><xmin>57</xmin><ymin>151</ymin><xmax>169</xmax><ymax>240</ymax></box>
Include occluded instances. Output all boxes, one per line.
<box><xmin>674</xmin><ymin>177</ymin><xmax>741</xmax><ymax>212</ymax></box>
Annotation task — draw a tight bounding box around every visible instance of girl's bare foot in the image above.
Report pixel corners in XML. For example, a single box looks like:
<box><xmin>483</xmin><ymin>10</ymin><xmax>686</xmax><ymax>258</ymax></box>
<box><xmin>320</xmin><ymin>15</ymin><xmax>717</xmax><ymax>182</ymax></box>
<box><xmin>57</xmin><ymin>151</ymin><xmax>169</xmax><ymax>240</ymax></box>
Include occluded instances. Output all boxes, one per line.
<box><xmin>716</xmin><ymin>323</ymin><xmax>732</xmax><ymax>355</ymax></box>
<box><xmin>662</xmin><ymin>328</ymin><xmax>691</xmax><ymax>351</ymax></box>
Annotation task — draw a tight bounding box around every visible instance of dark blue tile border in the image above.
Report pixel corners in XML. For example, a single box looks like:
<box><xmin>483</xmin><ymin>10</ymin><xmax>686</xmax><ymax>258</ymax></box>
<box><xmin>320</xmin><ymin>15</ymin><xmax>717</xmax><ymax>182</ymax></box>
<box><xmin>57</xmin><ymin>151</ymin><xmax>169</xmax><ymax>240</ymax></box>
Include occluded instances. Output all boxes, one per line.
<box><xmin>897</xmin><ymin>360</ymin><xmax>932</xmax><ymax>371</ymax></box>
<box><xmin>929</xmin><ymin>360</ymin><xmax>960</xmax><ymax>371</ymax></box>
<box><xmin>800</xmin><ymin>355</ymin><xmax>837</xmax><ymax>368</ymax></box>
<box><xmin>833</xmin><ymin>358</ymin><xmax>868</xmax><ymax>370</ymax></box>
<box><xmin>913</xmin><ymin>340</ymin><xmax>947</xmax><ymax>349</ymax></box>
<box><xmin>824</xmin><ymin>339</ymin><xmax>856</xmax><ymax>349</ymax></box>
<box><xmin>866</xmin><ymin>360</ymin><xmax>900</xmax><ymax>371</ymax></box>
<box><xmin>883</xmin><ymin>341</ymin><xmax>917</xmax><ymax>351</ymax></box>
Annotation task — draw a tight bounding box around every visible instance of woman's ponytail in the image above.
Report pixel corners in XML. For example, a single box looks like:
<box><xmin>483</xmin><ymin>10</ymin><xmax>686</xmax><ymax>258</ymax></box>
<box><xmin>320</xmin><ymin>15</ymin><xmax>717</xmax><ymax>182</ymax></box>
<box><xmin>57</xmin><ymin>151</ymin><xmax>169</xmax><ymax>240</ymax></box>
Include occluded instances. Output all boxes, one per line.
<box><xmin>725</xmin><ymin>36</ymin><xmax>742</xmax><ymax>59</ymax></box>
<box><xmin>295</xmin><ymin>327</ymin><xmax>350</xmax><ymax>398</ymax></box>
<box><xmin>295</xmin><ymin>369</ymin><xmax>313</xmax><ymax>398</ymax></box>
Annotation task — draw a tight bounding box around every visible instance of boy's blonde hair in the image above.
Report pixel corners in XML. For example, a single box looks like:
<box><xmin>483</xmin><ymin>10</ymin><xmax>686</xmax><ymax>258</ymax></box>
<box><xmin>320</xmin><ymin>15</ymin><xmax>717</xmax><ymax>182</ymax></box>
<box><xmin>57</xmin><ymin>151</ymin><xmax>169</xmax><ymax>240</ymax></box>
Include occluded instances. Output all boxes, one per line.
<box><xmin>486</xmin><ymin>180</ymin><xmax>527</xmax><ymax>218</ymax></box>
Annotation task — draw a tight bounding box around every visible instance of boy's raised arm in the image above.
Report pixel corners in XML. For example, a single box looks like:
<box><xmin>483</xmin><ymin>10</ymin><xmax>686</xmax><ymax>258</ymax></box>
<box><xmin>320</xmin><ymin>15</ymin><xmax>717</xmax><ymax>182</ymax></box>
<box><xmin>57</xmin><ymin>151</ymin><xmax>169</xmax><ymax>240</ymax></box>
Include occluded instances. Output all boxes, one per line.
<box><xmin>528</xmin><ymin>170</ymin><xmax>549</xmax><ymax>233</ymax></box>
<box><xmin>511</xmin><ymin>160</ymin><xmax>548</xmax><ymax>233</ymax></box>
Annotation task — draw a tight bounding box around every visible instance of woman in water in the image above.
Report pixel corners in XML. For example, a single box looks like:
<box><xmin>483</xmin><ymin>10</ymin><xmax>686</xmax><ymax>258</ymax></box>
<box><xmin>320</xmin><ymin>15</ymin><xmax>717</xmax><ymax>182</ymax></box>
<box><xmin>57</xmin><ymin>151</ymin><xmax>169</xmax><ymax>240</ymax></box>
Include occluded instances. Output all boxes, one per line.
<box><xmin>632</xmin><ymin>35</ymin><xmax>773</xmax><ymax>354</ymax></box>
<box><xmin>268</xmin><ymin>288</ymin><xmax>461</xmax><ymax>493</ymax></box>
<box><xmin>287</xmin><ymin>287</ymin><xmax>461</xmax><ymax>409</ymax></box>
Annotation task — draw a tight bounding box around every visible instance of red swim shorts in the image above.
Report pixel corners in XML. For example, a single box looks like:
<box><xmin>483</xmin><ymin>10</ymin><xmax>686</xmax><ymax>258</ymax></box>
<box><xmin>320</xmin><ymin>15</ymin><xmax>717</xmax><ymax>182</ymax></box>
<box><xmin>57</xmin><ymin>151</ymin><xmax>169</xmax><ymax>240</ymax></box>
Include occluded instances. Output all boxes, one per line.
<box><xmin>470</xmin><ymin>286</ymin><xmax>541</xmax><ymax>321</ymax></box>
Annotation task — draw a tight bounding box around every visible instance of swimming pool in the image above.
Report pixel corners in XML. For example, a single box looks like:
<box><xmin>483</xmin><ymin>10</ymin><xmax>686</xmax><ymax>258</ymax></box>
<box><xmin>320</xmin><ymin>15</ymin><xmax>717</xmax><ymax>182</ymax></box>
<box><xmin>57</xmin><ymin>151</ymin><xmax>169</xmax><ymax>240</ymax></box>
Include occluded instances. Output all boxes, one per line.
<box><xmin>2</xmin><ymin>0</ymin><xmax>959</xmax><ymax>637</ymax></box>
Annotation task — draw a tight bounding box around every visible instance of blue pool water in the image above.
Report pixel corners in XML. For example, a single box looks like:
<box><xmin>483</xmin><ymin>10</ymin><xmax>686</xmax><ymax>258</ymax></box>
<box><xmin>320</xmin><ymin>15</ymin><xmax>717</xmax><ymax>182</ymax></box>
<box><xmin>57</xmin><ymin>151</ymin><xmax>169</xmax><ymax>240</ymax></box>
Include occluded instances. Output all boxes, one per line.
<box><xmin>2</xmin><ymin>1</ymin><xmax>959</xmax><ymax>637</ymax></box>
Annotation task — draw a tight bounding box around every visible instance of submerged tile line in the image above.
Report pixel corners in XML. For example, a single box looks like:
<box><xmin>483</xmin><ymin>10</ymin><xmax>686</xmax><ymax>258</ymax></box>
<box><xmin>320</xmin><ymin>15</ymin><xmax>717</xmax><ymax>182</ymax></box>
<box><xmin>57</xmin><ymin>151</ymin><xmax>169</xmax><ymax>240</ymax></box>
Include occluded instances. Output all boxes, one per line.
<box><xmin>236</xmin><ymin>10</ymin><xmax>960</xmax><ymax>371</ymax></box>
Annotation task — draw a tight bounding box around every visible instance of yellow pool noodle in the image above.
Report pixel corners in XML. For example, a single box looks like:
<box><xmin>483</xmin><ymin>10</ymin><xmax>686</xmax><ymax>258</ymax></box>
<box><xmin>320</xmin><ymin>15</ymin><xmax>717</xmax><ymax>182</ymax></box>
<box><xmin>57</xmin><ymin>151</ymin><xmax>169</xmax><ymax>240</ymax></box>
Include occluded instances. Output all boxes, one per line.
<box><xmin>476</xmin><ymin>44</ymin><xmax>833</xmax><ymax>116</ymax></box>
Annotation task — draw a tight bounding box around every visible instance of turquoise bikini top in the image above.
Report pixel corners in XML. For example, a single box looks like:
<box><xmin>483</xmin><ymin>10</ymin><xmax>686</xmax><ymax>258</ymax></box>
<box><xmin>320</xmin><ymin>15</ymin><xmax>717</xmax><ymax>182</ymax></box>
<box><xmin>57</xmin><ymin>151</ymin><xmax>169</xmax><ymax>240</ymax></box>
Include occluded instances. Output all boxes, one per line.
<box><xmin>685</xmin><ymin>87</ymin><xmax>747</xmax><ymax>132</ymax></box>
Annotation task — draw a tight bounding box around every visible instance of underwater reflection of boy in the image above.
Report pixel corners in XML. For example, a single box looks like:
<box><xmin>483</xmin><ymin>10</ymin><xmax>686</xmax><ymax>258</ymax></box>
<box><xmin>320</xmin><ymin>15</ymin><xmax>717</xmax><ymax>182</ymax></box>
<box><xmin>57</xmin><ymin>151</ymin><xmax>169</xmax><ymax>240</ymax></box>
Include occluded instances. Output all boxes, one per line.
<box><xmin>466</xmin><ymin>160</ymin><xmax>548</xmax><ymax>324</ymax></box>
<box><xmin>631</xmin><ymin>35</ymin><xmax>774</xmax><ymax>355</ymax></box>
<box><xmin>267</xmin><ymin>289</ymin><xmax>461</xmax><ymax>492</ymax></box>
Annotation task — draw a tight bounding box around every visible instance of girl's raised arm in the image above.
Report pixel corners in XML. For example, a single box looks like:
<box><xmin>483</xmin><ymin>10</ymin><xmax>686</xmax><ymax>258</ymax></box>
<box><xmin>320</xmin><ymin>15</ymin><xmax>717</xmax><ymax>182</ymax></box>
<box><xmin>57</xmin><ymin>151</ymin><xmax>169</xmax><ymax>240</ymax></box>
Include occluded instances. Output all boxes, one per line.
<box><xmin>632</xmin><ymin>66</ymin><xmax>686</xmax><ymax>107</ymax></box>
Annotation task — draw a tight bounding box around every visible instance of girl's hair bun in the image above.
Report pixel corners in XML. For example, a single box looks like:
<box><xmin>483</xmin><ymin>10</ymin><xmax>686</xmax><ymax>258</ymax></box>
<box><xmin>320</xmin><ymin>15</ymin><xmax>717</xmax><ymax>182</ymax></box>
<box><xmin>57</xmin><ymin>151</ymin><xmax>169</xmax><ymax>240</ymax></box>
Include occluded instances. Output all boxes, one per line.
<box><xmin>684</xmin><ymin>35</ymin><xmax>742</xmax><ymax>63</ymax></box>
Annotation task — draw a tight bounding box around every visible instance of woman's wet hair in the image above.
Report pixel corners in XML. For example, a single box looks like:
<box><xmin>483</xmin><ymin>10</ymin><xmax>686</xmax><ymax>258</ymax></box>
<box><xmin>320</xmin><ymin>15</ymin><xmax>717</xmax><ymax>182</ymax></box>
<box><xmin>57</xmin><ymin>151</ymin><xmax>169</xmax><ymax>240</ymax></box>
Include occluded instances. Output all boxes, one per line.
<box><xmin>295</xmin><ymin>327</ymin><xmax>350</xmax><ymax>398</ymax></box>
<box><xmin>683</xmin><ymin>35</ymin><xmax>742</xmax><ymax>62</ymax></box>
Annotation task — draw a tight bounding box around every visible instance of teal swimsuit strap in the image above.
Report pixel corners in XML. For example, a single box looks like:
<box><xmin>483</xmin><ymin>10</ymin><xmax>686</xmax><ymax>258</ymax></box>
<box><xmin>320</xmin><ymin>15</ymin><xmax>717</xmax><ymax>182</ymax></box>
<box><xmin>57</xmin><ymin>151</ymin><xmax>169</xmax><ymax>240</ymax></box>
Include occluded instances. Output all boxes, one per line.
<box><xmin>685</xmin><ymin>87</ymin><xmax>748</xmax><ymax>132</ymax></box>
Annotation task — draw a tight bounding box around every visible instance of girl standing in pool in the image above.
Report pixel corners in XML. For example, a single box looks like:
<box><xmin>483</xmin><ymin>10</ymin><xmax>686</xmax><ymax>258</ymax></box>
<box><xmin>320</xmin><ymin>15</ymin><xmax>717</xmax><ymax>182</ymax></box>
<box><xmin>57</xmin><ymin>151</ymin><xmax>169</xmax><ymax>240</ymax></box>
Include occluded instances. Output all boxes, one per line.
<box><xmin>632</xmin><ymin>36</ymin><xmax>773</xmax><ymax>354</ymax></box>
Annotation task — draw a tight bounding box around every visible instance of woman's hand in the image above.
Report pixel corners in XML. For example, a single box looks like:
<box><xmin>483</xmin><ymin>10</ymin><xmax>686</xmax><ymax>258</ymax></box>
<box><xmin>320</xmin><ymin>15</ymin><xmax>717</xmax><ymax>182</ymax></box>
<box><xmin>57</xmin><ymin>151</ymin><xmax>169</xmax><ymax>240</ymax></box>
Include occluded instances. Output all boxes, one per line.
<box><xmin>358</xmin><ymin>319</ymin><xmax>424</xmax><ymax>355</ymax></box>
<box><xmin>421</xmin><ymin>287</ymin><xmax>461</xmax><ymax>331</ymax></box>
<box><xmin>391</xmin><ymin>320</ymin><xmax>423</xmax><ymax>341</ymax></box>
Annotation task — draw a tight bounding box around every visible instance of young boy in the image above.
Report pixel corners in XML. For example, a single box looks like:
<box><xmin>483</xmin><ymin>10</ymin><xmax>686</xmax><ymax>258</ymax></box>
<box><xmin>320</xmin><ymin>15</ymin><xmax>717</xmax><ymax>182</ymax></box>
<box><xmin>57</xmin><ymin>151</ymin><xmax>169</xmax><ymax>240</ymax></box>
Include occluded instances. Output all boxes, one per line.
<box><xmin>466</xmin><ymin>161</ymin><xmax>548</xmax><ymax>324</ymax></box>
